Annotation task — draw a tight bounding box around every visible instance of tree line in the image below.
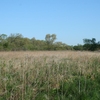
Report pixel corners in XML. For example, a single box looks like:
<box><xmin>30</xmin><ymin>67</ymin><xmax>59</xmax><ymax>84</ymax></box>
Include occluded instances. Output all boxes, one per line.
<box><xmin>74</xmin><ymin>38</ymin><xmax>100</xmax><ymax>51</ymax></box>
<box><xmin>0</xmin><ymin>33</ymin><xmax>100</xmax><ymax>51</ymax></box>
<box><xmin>0</xmin><ymin>33</ymin><xmax>71</xmax><ymax>51</ymax></box>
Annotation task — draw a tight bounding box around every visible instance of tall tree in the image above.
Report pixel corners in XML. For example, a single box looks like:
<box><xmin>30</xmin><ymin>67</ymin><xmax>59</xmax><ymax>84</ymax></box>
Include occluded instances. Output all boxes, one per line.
<box><xmin>0</xmin><ymin>34</ymin><xmax>7</xmax><ymax>42</ymax></box>
<box><xmin>45</xmin><ymin>34</ymin><xmax>56</xmax><ymax>50</ymax></box>
<box><xmin>45</xmin><ymin>34</ymin><xmax>56</xmax><ymax>45</ymax></box>
<box><xmin>83</xmin><ymin>38</ymin><xmax>97</xmax><ymax>51</ymax></box>
<box><xmin>0</xmin><ymin>34</ymin><xmax>8</xmax><ymax>50</ymax></box>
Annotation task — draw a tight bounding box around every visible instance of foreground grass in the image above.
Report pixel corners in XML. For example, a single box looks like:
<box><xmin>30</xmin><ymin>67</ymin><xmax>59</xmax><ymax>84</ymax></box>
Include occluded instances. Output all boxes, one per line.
<box><xmin>0</xmin><ymin>51</ymin><xmax>100</xmax><ymax>100</ymax></box>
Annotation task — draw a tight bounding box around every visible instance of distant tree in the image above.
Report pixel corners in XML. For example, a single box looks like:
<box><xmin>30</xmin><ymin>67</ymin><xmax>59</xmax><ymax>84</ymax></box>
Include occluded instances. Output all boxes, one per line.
<box><xmin>0</xmin><ymin>34</ymin><xmax>8</xmax><ymax>50</ymax></box>
<box><xmin>45</xmin><ymin>34</ymin><xmax>56</xmax><ymax>45</ymax></box>
<box><xmin>7</xmin><ymin>33</ymin><xmax>24</xmax><ymax>50</ymax></box>
<box><xmin>54</xmin><ymin>42</ymin><xmax>68</xmax><ymax>50</ymax></box>
<box><xmin>96</xmin><ymin>41</ymin><xmax>100</xmax><ymax>51</ymax></box>
<box><xmin>0</xmin><ymin>34</ymin><xmax>7</xmax><ymax>41</ymax></box>
<box><xmin>45</xmin><ymin>34</ymin><xmax>56</xmax><ymax>50</ymax></box>
<box><xmin>91</xmin><ymin>38</ymin><xmax>96</xmax><ymax>44</ymax></box>
<box><xmin>73</xmin><ymin>44</ymin><xmax>83</xmax><ymax>51</ymax></box>
<box><xmin>83</xmin><ymin>38</ymin><xmax>97</xmax><ymax>51</ymax></box>
<box><xmin>83</xmin><ymin>38</ymin><xmax>96</xmax><ymax>45</ymax></box>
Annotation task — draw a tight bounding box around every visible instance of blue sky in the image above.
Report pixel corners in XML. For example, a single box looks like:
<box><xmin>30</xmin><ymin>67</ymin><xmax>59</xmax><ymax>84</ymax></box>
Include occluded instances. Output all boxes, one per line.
<box><xmin>0</xmin><ymin>0</ymin><xmax>100</xmax><ymax>45</ymax></box>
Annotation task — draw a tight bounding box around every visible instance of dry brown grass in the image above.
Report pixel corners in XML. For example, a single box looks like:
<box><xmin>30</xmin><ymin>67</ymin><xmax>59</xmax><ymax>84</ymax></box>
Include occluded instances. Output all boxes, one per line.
<box><xmin>0</xmin><ymin>51</ymin><xmax>99</xmax><ymax>69</ymax></box>
<box><xmin>0</xmin><ymin>51</ymin><xmax>100</xmax><ymax>74</ymax></box>
<box><xmin>0</xmin><ymin>50</ymin><xmax>99</xmax><ymax>59</ymax></box>
<box><xmin>0</xmin><ymin>51</ymin><xmax>100</xmax><ymax>99</ymax></box>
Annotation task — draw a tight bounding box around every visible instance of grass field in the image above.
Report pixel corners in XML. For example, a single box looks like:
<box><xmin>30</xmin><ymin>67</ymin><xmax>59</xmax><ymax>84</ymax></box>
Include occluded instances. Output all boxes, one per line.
<box><xmin>0</xmin><ymin>51</ymin><xmax>100</xmax><ymax>100</ymax></box>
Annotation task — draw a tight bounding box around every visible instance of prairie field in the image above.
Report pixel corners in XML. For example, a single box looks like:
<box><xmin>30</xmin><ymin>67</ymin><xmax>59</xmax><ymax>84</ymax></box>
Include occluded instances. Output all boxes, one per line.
<box><xmin>0</xmin><ymin>51</ymin><xmax>100</xmax><ymax>100</ymax></box>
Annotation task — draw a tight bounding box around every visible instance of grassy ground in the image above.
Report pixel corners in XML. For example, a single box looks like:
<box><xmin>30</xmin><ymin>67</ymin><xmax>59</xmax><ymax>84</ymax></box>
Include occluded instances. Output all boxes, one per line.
<box><xmin>0</xmin><ymin>51</ymin><xmax>100</xmax><ymax>100</ymax></box>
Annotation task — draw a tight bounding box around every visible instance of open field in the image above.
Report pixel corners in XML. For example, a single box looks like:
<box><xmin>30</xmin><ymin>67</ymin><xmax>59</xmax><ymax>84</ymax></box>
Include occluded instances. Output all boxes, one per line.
<box><xmin>0</xmin><ymin>51</ymin><xmax>100</xmax><ymax>100</ymax></box>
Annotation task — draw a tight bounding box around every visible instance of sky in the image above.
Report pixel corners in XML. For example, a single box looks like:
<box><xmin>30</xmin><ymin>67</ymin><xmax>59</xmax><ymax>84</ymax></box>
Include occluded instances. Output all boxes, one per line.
<box><xmin>0</xmin><ymin>0</ymin><xmax>100</xmax><ymax>45</ymax></box>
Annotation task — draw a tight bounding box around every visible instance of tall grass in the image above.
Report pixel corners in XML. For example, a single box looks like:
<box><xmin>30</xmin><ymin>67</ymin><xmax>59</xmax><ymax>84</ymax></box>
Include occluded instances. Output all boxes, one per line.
<box><xmin>0</xmin><ymin>51</ymin><xmax>100</xmax><ymax>100</ymax></box>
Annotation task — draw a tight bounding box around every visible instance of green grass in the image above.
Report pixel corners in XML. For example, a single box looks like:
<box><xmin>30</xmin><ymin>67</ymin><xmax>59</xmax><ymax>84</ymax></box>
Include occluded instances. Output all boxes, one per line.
<box><xmin>0</xmin><ymin>52</ymin><xmax>100</xmax><ymax>100</ymax></box>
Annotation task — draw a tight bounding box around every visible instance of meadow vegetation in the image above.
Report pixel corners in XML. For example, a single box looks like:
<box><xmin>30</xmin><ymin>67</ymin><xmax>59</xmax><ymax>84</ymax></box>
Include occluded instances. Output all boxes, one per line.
<box><xmin>0</xmin><ymin>51</ymin><xmax>100</xmax><ymax>100</ymax></box>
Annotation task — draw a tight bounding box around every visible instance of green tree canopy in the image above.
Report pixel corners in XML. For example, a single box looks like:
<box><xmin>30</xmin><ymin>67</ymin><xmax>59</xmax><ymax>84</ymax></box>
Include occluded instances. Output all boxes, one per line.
<box><xmin>83</xmin><ymin>38</ymin><xmax>97</xmax><ymax>51</ymax></box>
<box><xmin>45</xmin><ymin>34</ymin><xmax>56</xmax><ymax>45</ymax></box>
